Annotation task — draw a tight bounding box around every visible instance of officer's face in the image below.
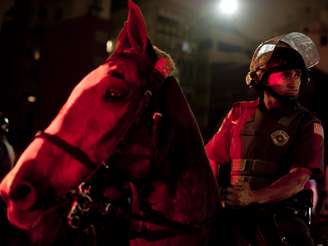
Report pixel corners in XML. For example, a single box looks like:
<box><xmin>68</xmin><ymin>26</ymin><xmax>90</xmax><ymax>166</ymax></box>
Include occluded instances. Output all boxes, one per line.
<box><xmin>267</xmin><ymin>68</ymin><xmax>302</xmax><ymax>96</ymax></box>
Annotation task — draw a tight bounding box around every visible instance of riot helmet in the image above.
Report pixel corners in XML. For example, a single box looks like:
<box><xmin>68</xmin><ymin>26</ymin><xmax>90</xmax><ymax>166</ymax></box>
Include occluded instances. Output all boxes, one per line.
<box><xmin>246</xmin><ymin>32</ymin><xmax>319</xmax><ymax>90</ymax></box>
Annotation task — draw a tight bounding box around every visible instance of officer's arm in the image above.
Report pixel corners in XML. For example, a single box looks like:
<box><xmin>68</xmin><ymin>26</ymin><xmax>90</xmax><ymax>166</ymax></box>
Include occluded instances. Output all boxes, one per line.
<box><xmin>253</xmin><ymin>167</ymin><xmax>311</xmax><ymax>204</ymax></box>
<box><xmin>225</xmin><ymin>167</ymin><xmax>311</xmax><ymax>206</ymax></box>
<box><xmin>208</xmin><ymin>159</ymin><xmax>218</xmax><ymax>178</ymax></box>
<box><xmin>205</xmin><ymin>107</ymin><xmax>235</xmax><ymax>179</ymax></box>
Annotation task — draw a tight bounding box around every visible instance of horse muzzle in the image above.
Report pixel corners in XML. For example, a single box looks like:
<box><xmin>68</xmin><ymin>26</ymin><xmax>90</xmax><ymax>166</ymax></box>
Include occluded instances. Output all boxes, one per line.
<box><xmin>9</xmin><ymin>181</ymin><xmax>37</xmax><ymax>211</ymax></box>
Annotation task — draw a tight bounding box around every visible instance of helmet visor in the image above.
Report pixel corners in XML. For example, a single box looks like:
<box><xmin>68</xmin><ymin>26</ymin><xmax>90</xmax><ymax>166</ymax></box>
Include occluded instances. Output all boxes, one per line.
<box><xmin>250</xmin><ymin>32</ymin><xmax>319</xmax><ymax>71</ymax></box>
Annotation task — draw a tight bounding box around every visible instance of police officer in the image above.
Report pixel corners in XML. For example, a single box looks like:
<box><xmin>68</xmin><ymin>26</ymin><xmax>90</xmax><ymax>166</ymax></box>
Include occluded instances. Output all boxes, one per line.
<box><xmin>206</xmin><ymin>32</ymin><xmax>324</xmax><ymax>245</ymax></box>
<box><xmin>0</xmin><ymin>112</ymin><xmax>15</xmax><ymax>180</ymax></box>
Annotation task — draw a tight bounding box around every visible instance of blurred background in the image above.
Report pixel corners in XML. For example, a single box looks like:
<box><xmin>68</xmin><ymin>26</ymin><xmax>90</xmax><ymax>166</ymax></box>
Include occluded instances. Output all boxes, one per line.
<box><xmin>1</xmin><ymin>0</ymin><xmax>328</xmax><ymax>147</ymax></box>
<box><xmin>1</xmin><ymin>0</ymin><xmax>328</xmax><ymax>146</ymax></box>
<box><xmin>0</xmin><ymin>0</ymin><xmax>328</xmax><ymax>241</ymax></box>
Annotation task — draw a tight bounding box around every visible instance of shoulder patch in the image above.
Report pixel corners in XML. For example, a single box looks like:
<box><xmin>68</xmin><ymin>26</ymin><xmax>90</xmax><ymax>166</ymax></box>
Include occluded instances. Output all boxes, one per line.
<box><xmin>313</xmin><ymin>122</ymin><xmax>324</xmax><ymax>138</ymax></box>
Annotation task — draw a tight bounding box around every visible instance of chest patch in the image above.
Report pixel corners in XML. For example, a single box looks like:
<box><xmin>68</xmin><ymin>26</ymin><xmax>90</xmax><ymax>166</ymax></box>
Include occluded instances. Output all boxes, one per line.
<box><xmin>270</xmin><ymin>129</ymin><xmax>290</xmax><ymax>146</ymax></box>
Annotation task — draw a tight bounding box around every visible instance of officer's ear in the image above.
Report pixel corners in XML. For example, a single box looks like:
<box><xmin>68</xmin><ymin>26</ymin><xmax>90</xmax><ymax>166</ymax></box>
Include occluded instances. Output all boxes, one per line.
<box><xmin>302</xmin><ymin>68</ymin><xmax>310</xmax><ymax>85</ymax></box>
<box><xmin>245</xmin><ymin>71</ymin><xmax>260</xmax><ymax>88</ymax></box>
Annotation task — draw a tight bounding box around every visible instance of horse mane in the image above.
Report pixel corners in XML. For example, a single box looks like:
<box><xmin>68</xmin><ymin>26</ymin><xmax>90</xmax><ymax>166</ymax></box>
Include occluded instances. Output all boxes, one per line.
<box><xmin>151</xmin><ymin>76</ymin><xmax>219</xmax><ymax>222</ymax></box>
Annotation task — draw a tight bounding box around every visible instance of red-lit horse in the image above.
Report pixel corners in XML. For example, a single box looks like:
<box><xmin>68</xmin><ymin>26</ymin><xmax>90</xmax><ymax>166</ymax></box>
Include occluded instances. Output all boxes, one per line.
<box><xmin>0</xmin><ymin>1</ymin><xmax>219</xmax><ymax>245</ymax></box>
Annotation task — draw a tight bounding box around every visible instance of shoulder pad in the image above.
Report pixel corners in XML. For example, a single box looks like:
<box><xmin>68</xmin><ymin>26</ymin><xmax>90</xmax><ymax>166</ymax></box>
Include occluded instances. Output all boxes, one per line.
<box><xmin>232</xmin><ymin>100</ymin><xmax>258</xmax><ymax>109</ymax></box>
<box><xmin>229</xmin><ymin>100</ymin><xmax>258</xmax><ymax>120</ymax></box>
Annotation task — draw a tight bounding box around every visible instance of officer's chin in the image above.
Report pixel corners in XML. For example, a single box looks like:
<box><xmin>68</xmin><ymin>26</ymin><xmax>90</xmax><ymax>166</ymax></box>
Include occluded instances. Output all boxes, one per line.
<box><xmin>280</xmin><ymin>89</ymin><xmax>299</xmax><ymax>97</ymax></box>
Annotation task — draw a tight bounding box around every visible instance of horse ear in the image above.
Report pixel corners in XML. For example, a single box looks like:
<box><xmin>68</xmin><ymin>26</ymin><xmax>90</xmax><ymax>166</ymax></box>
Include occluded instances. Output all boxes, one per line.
<box><xmin>114</xmin><ymin>0</ymin><xmax>149</xmax><ymax>55</ymax></box>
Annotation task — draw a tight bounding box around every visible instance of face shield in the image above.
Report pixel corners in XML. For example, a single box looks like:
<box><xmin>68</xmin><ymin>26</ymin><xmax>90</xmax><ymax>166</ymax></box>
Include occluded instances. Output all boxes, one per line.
<box><xmin>250</xmin><ymin>32</ymin><xmax>319</xmax><ymax>71</ymax></box>
<box><xmin>246</xmin><ymin>32</ymin><xmax>320</xmax><ymax>87</ymax></box>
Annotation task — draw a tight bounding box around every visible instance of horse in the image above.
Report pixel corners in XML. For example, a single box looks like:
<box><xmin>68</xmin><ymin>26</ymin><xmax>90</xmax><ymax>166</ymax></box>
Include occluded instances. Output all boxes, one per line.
<box><xmin>0</xmin><ymin>1</ymin><xmax>219</xmax><ymax>245</ymax></box>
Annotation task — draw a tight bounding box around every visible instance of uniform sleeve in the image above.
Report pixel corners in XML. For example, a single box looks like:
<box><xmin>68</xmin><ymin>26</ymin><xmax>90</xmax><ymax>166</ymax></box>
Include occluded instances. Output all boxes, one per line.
<box><xmin>290</xmin><ymin>119</ymin><xmax>324</xmax><ymax>177</ymax></box>
<box><xmin>205</xmin><ymin>107</ymin><xmax>234</xmax><ymax>165</ymax></box>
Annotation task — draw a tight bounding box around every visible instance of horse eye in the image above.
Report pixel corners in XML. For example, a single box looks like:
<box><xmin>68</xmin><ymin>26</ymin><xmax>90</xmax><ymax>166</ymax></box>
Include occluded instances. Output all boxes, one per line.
<box><xmin>103</xmin><ymin>88</ymin><xmax>129</xmax><ymax>102</ymax></box>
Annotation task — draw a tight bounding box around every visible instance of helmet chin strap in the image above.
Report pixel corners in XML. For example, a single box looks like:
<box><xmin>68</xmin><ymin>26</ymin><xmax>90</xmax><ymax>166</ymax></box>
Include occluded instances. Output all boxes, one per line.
<box><xmin>263</xmin><ymin>85</ymin><xmax>298</xmax><ymax>105</ymax></box>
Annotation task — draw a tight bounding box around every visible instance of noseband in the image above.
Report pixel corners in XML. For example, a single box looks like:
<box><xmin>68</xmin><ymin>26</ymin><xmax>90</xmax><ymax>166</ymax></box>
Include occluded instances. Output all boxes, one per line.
<box><xmin>35</xmin><ymin>131</ymin><xmax>97</xmax><ymax>170</ymax></box>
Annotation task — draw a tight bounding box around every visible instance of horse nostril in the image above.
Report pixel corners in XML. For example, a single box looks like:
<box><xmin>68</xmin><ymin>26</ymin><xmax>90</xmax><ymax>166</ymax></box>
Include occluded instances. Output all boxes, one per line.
<box><xmin>10</xmin><ymin>182</ymin><xmax>37</xmax><ymax>211</ymax></box>
<box><xmin>11</xmin><ymin>184</ymin><xmax>32</xmax><ymax>201</ymax></box>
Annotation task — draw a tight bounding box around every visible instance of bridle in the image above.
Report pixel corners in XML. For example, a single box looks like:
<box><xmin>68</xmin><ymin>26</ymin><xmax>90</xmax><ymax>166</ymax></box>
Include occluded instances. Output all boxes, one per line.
<box><xmin>34</xmin><ymin>88</ymin><xmax>155</xmax><ymax>172</ymax></box>
<box><xmin>35</xmin><ymin>131</ymin><xmax>97</xmax><ymax>170</ymax></box>
<box><xmin>35</xmin><ymin>64</ymin><xmax>169</xmax><ymax>165</ymax></box>
<box><xmin>33</xmin><ymin>72</ymin><xmax>206</xmax><ymax>238</ymax></box>
<box><xmin>35</xmin><ymin>68</ymin><xmax>164</xmax><ymax>216</ymax></box>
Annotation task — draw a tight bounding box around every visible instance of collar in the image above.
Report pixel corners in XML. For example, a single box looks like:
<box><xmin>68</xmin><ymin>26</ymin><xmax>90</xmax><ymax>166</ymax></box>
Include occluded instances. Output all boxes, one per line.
<box><xmin>258</xmin><ymin>97</ymin><xmax>300</xmax><ymax>116</ymax></box>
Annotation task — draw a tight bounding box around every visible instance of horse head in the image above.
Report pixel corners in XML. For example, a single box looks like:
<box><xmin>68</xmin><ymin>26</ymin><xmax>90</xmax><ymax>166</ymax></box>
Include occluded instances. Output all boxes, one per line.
<box><xmin>0</xmin><ymin>1</ymin><xmax>219</xmax><ymax>245</ymax></box>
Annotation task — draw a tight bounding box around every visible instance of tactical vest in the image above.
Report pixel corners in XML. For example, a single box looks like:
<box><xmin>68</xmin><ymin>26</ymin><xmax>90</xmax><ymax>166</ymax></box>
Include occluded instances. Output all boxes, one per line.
<box><xmin>229</xmin><ymin>103</ymin><xmax>305</xmax><ymax>190</ymax></box>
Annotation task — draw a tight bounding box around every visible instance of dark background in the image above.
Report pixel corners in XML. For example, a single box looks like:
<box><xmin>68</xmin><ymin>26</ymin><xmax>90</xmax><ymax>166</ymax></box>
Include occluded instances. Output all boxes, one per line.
<box><xmin>0</xmin><ymin>0</ymin><xmax>327</xmax><ymax>158</ymax></box>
